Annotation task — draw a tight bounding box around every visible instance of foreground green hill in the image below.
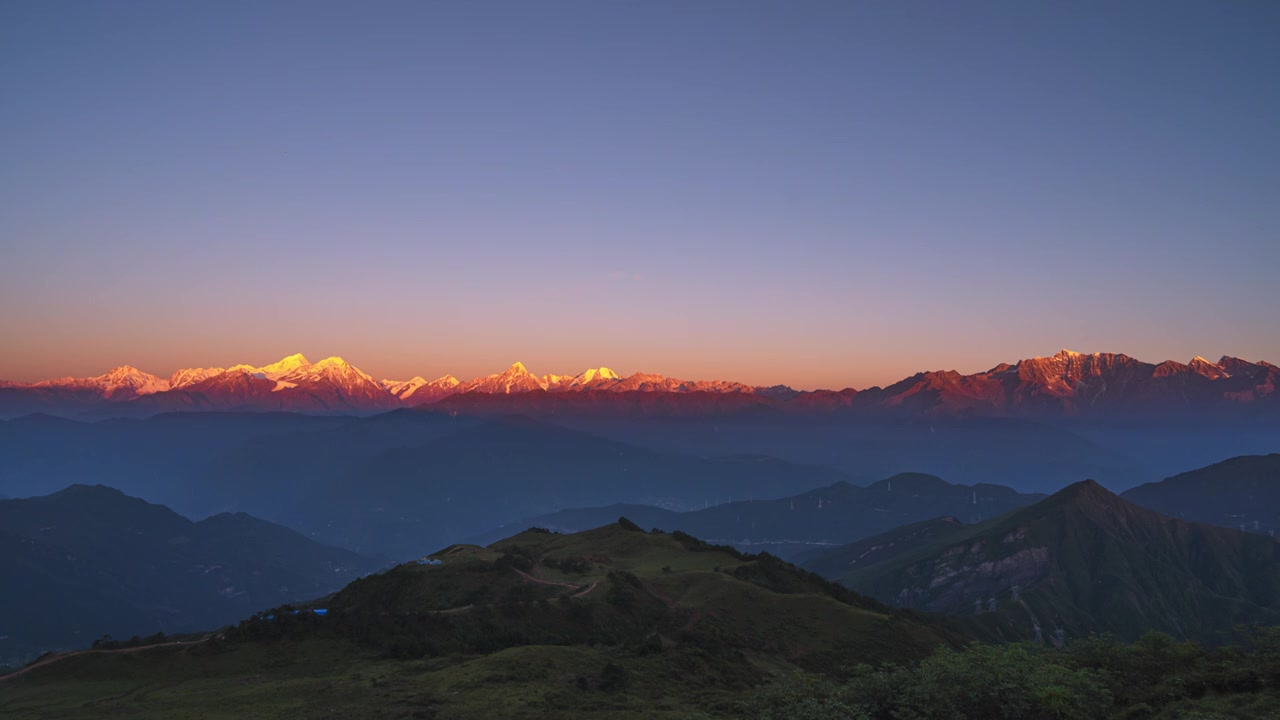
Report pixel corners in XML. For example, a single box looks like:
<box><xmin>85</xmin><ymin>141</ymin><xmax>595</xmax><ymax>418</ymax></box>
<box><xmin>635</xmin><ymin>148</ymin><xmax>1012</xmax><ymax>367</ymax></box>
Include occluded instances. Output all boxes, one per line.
<box><xmin>831</xmin><ymin>480</ymin><xmax>1280</xmax><ymax>644</ymax></box>
<box><xmin>0</xmin><ymin>520</ymin><xmax>967</xmax><ymax>719</ymax></box>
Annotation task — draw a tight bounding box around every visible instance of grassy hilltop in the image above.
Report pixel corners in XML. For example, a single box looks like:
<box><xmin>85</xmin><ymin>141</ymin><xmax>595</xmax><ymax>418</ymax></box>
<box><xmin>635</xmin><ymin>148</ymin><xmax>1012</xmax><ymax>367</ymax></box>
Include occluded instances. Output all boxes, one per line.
<box><xmin>0</xmin><ymin>520</ymin><xmax>965</xmax><ymax>719</ymax></box>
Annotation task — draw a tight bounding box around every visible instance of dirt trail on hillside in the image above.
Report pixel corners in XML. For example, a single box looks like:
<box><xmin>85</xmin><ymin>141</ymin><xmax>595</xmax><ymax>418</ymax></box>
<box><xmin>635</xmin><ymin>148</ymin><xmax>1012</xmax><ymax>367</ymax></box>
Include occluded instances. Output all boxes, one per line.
<box><xmin>0</xmin><ymin>636</ymin><xmax>211</xmax><ymax>683</ymax></box>
<box><xmin>513</xmin><ymin>567</ymin><xmax>597</xmax><ymax>597</ymax></box>
<box><xmin>431</xmin><ymin>604</ymin><xmax>475</xmax><ymax>615</ymax></box>
<box><xmin>513</xmin><ymin>567</ymin><xmax>578</xmax><ymax>589</ymax></box>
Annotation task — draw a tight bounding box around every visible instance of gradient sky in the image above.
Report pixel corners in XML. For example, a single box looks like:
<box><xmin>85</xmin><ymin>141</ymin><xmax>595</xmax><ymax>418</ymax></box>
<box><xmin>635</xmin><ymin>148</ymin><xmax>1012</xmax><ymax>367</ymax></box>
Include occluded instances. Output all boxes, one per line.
<box><xmin>2</xmin><ymin>1</ymin><xmax>1277</xmax><ymax>390</ymax></box>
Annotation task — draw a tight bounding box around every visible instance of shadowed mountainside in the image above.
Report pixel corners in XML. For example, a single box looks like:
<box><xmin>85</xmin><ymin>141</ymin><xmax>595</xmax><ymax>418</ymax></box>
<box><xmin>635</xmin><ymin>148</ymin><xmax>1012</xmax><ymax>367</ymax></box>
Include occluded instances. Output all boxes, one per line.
<box><xmin>824</xmin><ymin>480</ymin><xmax>1280</xmax><ymax>644</ymax></box>
<box><xmin>1121</xmin><ymin>454</ymin><xmax>1280</xmax><ymax>535</ymax></box>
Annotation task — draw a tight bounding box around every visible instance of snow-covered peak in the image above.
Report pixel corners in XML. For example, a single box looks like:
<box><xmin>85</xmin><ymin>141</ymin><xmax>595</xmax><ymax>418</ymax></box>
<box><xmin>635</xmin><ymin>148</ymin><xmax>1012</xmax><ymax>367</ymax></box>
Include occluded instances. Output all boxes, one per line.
<box><xmin>411</xmin><ymin>375</ymin><xmax>463</xmax><ymax>402</ymax></box>
<box><xmin>554</xmin><ymin>366</ymin><xmax>624</xmax><ymax>390</ymax></box>
<box><xmin>381</xmin><ymin>376</ymin><xmax>427</xmax><ymax>390</ymax></box>
<box><xmin>457</xmin><ymin>363</ymin><xmax>548</xmax><ymax>394</ymax></box>
<box><xmin>580</xmin><ymin>367</ymin><xmax>620</xmax><ymax>383</ymax></box>
<box><xmin>169</xmin><ymin>366</ymin><xmax>227</xmax><ymax>388</ymax></box>
<box><xmin>105</xmin><ymin>365</ymin><xmax>143</xmax><ymax>375</ymax></box>
<box><xmin>311</xmin><ymin>356</ymin><xmax>351</xmax><ymax>369</ymax></box>
<box><xmin>254</xmin><ymin>353</ymin><xmax>312</xmax><ymax>380</ymax></box>
<box><xmin>101</xmin><ymin>366</ymin><xmax>170</xmax><ymax>396</ymax></box>
<box><xmin>382</xmin><ymin>376</ymin><xmax>429</xmax><ymax>399</ymax></box>
<box><xmin>34</xmin><ymin>365</ymin><xmax>170</xmax><ymax>398</ymax></box>
<box><xmin>1187</xmin><ymin>356</ymin><xmax>1229</xmax><ymax>379</ymax></box>
<box><xmin>284</xmin><ymin>356</ymin><xmax>375</xmax><ymax>384</ymax></box>
<box><xmin>1043</xmin><ymin>349</ymin><xmax>1105</xmax><ymax>362</ymax></box>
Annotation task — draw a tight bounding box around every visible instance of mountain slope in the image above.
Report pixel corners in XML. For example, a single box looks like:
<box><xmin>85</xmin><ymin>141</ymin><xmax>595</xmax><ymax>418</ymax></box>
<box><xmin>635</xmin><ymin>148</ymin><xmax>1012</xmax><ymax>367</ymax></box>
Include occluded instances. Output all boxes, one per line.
<box><xmin>0</xmin><ymin>485</ymin><xmax>381</xmax><ymax>664</ymax></box>
<box><xmin>837</xmin><ymin>480</ymin><xmax>1280</xmax><ymax>643</ymax></box>
<box><xmin>1121</xmin><ymin>454</ymin><xmax>1280</xmax><ymax>535</ymax></box>
<box><xmin>799</xmin><ymin>516</ymin><xmax>971</xmax><ymax>578</ymax></box>
<box><xmin>0</xmin><ymin>530</ymin><xmax>159</xmax><ymax>659</ymax></box>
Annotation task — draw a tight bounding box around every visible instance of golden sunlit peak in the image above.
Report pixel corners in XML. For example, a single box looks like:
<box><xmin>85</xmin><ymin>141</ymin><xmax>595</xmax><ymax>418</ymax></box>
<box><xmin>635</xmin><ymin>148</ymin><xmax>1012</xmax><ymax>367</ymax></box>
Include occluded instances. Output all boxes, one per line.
<box><xmin>256</xmin><ymin>353</ymin><xmax>312</xmax><ymax>373</ymax></box>
<box><xmin>507</xmin><ymin>362</ymin><xmax>529</xmax><ymax>373</ymax></box>
<box><xmin>277</xmin><ymin>352</ymin><xmax>311</xmax><ymax>365</ymax></box>
<box><xmin>579</xmin><ymin>367</ymin><xmax>620</xmax><ymax>383</ymax></box>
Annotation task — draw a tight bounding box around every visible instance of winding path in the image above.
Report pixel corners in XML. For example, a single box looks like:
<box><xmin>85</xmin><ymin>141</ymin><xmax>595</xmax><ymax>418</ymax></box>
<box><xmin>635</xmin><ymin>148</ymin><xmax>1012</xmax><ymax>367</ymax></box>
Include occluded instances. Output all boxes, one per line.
<box><xmin>0</xmin><ymin>636</ymin><xmax>211</xmax><ymax>683</ymax></box>
<box><xmin>512</xmin><ymin>568</ymin><xmax>598</xmax><ymax>597</ymax></box>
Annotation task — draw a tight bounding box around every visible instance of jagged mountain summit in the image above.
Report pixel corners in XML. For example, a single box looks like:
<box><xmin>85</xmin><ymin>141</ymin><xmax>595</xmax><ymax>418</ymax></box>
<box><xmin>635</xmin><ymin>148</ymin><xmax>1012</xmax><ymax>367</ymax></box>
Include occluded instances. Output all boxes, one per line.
<box><xmin>2</xmin><ymin>349</ymin><xmax>1277</xmax><ymax>419</ymax></box>
<box><xmin>380</xmin><ymin>375</ymin><xmax>462</xmax><ymax>402</ymax></box>
<box><xmin>455</xmin><ymin>361</ymin><xmax>549</xmax><ymax>394</ymax></box>
<box><xmin>867</xmin><ymin>349</ymin><xmax>1278</xmax><ymax>416</ymax></box>
<box><xmin>167</xmin><ymin>353</ymin><xmax>314</xmax><ymax>389</ymax></box>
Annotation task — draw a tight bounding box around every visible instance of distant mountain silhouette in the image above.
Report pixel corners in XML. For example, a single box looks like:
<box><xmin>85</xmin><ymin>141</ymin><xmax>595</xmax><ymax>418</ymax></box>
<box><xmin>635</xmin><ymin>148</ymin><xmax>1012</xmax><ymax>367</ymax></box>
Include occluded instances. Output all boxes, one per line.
<box><xmin>473</xmin><ymin>472</ymin><xmax>1042</xmax><ymax>558</ymax></box>
<box><xmin>185</xmin><ymin>415</ymin><xmax>854</xmax><ymax>559</ymax></box>
<box><xmin>0</xmin><ymin>485</ymin><xmax>380</xmax><ymax>664</ymax></box>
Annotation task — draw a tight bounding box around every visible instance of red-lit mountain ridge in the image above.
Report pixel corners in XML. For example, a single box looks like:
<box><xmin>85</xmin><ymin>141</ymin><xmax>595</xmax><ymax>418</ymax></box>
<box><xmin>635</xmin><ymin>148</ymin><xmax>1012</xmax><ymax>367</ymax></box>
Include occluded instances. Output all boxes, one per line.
<box><xmin>0</xmin><ymin>349</ymin><xmax>1276</xmax><ymax>419</ymax></box>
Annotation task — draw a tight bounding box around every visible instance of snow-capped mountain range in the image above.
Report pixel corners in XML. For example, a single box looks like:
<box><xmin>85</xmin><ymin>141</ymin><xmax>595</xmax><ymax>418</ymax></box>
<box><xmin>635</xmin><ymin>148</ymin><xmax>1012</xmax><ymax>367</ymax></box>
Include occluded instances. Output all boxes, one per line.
<box><xmin>1</xmin><ymin>350</ymin><xmax>1276</xmax><ymax>420</ymax></box>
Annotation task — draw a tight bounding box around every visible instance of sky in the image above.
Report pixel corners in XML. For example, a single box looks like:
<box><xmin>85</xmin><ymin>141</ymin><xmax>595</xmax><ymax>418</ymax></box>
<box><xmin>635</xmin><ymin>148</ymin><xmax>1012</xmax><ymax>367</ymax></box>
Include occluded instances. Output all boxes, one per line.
<box><xmin>2</xmin><ymin>1</ymin><xmax>1277</xmax><ymax>390</ymax></box>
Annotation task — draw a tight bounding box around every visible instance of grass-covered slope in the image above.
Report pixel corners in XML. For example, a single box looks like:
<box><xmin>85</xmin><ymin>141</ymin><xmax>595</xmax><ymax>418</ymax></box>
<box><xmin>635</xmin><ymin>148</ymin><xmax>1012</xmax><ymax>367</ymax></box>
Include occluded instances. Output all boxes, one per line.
<box><xmin>322</xmin><ymin>521</ymin><xmax>962</xmax><ymax>666</ymax></box>
<box><xmin>0</xmin><ymin>520</ymin><xmax>968</xmax><ymax>719</ymax></box>
<box><xmin>838</xmin><ymin>480</ymin><xmax>1280</xmax><ymax>644</ymax></box>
